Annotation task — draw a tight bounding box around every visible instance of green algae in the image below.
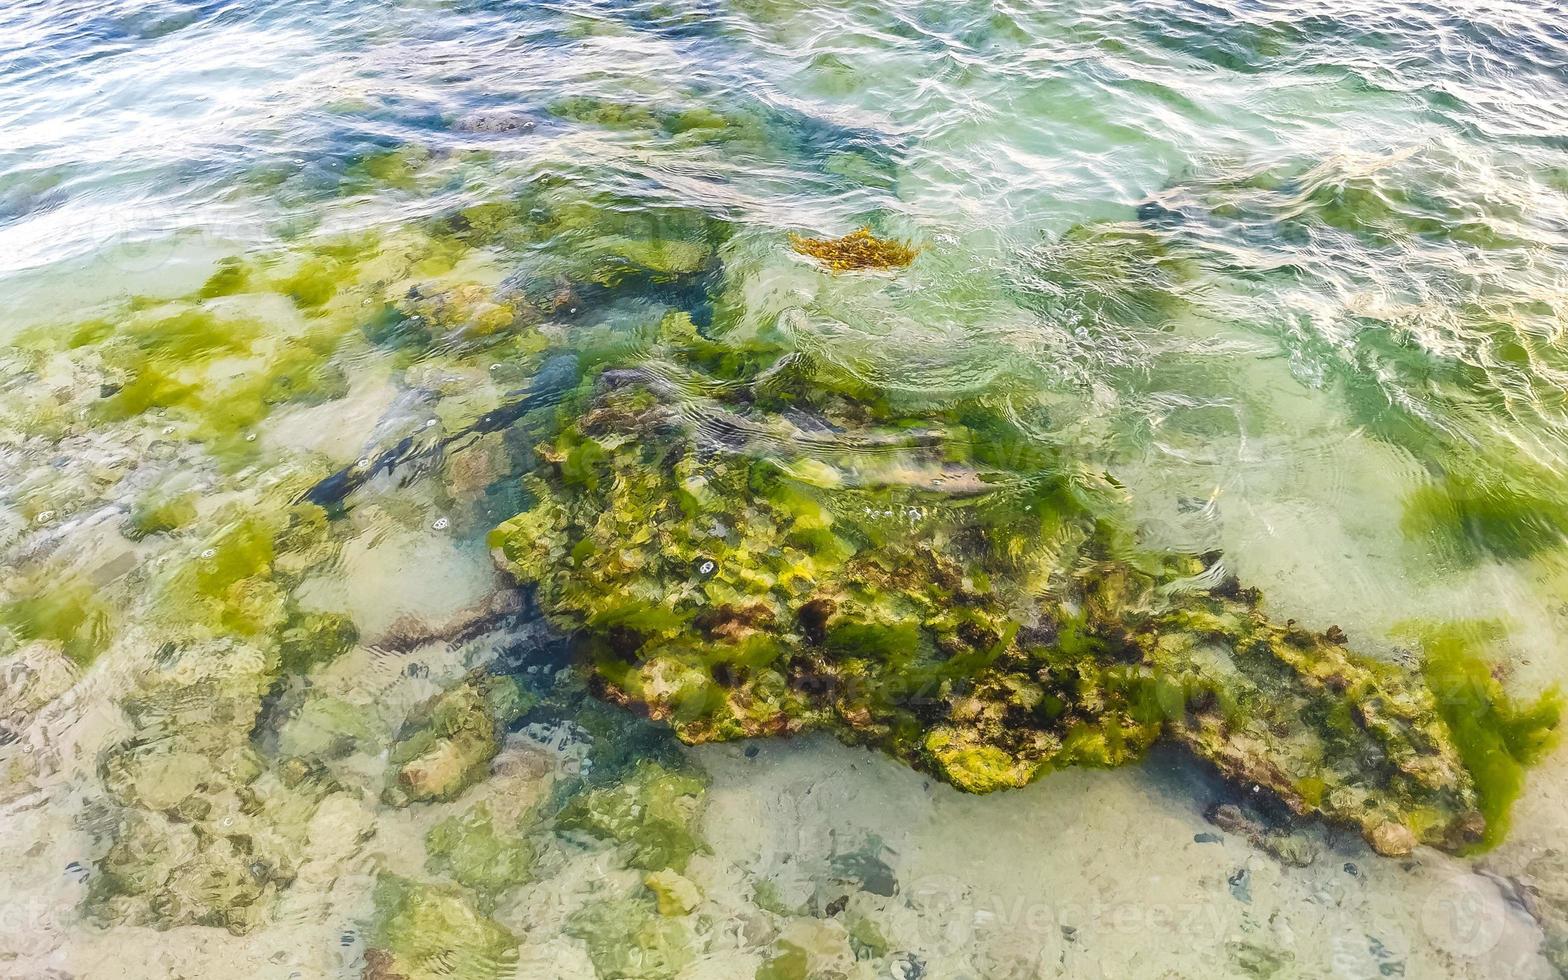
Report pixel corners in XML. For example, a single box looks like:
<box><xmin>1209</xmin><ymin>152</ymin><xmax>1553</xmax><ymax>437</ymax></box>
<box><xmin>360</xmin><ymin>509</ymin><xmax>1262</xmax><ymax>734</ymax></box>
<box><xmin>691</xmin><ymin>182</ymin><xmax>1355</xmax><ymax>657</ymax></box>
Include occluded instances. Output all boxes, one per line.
<box><xmin>1014</xmin><ymin>221</ymin><xmax>1200</xmax><ymax>330</ymax></box>
<box><xmin>75</xmin><ymin>484</ymin><xmax>357</xmax><ymax>936</ymax></box>
<box><xmin>550</xmin><ymin>95</ymin><xmax>662</xmax><ymax>131</ymax></box>
<box><xmin>548</xmin><ymin>95</ymin><xmax>766</xmax><ymax>146</ymax></box>
<box><xmin>1400</xmin><ymin>468</ymin><xmax>1568</xmax><ymax>564</ymax></box>
<box><xmin>1400</xmin><ymin>621</ymin><xmax>1563</xmax><ymax>850</ymax></box>
<box><xmin>275</xmin><ymin>606</ymin><xmax>359</xmax><ymax>674</ymax></box>
<box><xmin>0</xmin><ymin>573</ymin><xmax>112</xmax><ymax>665</ymax></box>
<box><xmin>124</xmin><ymin>490</ymin><xmax>199</xmax><ymax>540</ymax></box>
<box><xmin>755</xmin><ymin>941</ymin><xmax>811</xmax><ymax>980</ymax></box>
<box><xmin>197</xmin><ymin>256</ymin><xmax>256</xmax><ymax>298</ymax></box>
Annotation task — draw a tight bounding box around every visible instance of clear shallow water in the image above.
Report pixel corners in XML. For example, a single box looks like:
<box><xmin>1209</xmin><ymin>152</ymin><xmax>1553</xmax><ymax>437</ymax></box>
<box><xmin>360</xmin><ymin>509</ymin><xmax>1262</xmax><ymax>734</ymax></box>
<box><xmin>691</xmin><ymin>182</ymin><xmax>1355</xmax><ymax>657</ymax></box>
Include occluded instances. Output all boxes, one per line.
<box><xmin>3</xmin><ymin>1</ymin><xmax>1568</xmax><ymax>977</ymax></box>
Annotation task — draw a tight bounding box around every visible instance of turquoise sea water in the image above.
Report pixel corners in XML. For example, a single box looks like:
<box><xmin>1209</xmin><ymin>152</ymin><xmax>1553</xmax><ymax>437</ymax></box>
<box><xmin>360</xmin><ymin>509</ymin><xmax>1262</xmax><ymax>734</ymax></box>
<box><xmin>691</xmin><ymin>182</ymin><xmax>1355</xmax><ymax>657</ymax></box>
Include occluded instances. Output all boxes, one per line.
<box><xmin>3</xmin><ymin>1</ymin><xmax>1568</xmax><ymax>977</ymax></box>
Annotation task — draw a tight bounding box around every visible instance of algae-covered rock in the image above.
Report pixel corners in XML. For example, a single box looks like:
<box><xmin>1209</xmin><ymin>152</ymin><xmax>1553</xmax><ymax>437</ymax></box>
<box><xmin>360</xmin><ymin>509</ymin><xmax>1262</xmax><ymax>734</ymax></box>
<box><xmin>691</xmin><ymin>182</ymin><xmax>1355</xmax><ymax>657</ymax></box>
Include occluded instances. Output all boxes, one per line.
<box><xmin>386</xmin><ymin>673</ymin><xmax>537</xmax><ymax>804</ymax></box>
<box><xmin>124</xmin><ymin>489</ymin><xmax>199</xmax><ymax>540</ymax></box>
<box><xmin>274</xmin><ymin>693</ymin><xmax>381</xmax><ymax>759</ymax></box>
<box><xmin>365</xmin><ymin>874</ymin><xmax>518</xmax><ymax>980</ymax></box>
<box><xmin>425</xmin><ymin>802</ymin><xmax>536</xmax><ymax>903</ymax></box>
<box><xmin>564</xmin><ymin>893</ymin><xmax>696</xmax><ymax>980</ymax></box>
<box><xmin>554</xmin><ymin>759</ymin><xmax>708</xmax><ymax>871</ymax></box>
<box><xmin>276</xmin><ymin>605</ymin><xmax>359</xmax><ymax>674</ymax></box>
<box><xmin>79</xmin><ymin>493</ymin><xmax>352</xmax><ymax>935</ymax></box>
<box><xmin>490</xmin><ymin>321</ymin><xmax>1559</xmax><ymax>855</ymax></box>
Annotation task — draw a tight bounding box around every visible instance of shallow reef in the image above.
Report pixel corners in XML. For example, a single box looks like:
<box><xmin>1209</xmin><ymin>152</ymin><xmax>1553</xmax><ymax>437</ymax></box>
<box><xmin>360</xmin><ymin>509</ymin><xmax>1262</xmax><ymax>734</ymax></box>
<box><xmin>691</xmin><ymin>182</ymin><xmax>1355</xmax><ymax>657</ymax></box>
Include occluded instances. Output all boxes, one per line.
<box><xmin>492</xmin><ymin>299</ymin><xmax>1561</xmax><ymax>856</ymax></box>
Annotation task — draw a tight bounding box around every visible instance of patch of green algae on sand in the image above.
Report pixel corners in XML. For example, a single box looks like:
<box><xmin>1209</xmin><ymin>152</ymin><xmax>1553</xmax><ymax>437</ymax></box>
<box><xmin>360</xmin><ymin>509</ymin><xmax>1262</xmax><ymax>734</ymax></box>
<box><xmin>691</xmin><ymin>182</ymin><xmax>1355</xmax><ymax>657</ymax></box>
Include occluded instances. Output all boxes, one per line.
<box><xmin>1401</xmin><ymin>621</ymin><xmax>1563</xmax><ymax>851</ymax></box>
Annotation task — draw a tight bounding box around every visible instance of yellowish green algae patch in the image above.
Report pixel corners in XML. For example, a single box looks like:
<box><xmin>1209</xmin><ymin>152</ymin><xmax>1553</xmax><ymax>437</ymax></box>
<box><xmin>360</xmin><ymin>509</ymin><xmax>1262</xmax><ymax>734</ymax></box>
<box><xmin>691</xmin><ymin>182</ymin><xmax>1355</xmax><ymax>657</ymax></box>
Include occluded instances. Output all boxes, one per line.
<box><xmin>0</xmin><ymin>573</ymin><xmax>112</xmax><ymax>666</ymax></box>
<box><xmin>1402</xmin><ymin>621</ymin><xmax>1563</xmax><ymax>850</ymax></box>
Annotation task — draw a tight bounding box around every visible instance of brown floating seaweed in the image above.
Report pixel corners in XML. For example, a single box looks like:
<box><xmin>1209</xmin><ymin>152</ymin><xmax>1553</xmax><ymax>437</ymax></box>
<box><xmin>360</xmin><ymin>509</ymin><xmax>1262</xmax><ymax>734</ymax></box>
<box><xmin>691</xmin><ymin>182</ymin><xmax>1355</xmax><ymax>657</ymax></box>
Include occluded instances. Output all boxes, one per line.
<box><xmin>789</xmin><ymin>227</ymin><xmax>920</xmax><ymax>271</ymax></box>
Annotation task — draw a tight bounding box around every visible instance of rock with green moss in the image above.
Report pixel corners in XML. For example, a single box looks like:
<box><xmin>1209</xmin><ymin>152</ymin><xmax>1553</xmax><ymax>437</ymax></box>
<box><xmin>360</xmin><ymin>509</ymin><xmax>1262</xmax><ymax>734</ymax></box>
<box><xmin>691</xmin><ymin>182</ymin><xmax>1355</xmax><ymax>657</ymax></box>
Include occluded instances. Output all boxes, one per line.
<box><xmin>78</xmin><ymin>492</ymin><xmax>352</xmax><ymax>934</ymax></box>
<box><xmin>554</xmin><ymin>759</ymin><xmax>708</xmax><ymax>871</ymax></box>
<box><xmin>273</xmin><ymin>693</ymin><xmax>380</xmax><ymax>759</ymax></box>
<box><xmin>124</xmin><ymin>490</ymin><xmax>199</xmax><ymax>540</ymax></box>
<box><xmin>385</xmin><ymin>673</ymin><xmax>536</xmax><ymax>804</ymax></box>
<box><xmin>491</xmin><ymin>318</ymin><xmax>1559</xmax><ymax>855</ymax></box>
<box><xmin>425</xmin><ymin>802</ymin><xmax>536</xmax><ymax>904</ymax></box>
<box><xmin>364</xmin><ymin>875</ymin><xmax>518</xmax><ymax>980</ymax></box>
<box><xmin>564</xmin><ymin>894</ymin><xmax>696</xmax><ymax>980</ymax></box>
<box><xmin>275</xmin><ymin>605</ymin><xmax>359</xmax><ymax>675</ymax></box>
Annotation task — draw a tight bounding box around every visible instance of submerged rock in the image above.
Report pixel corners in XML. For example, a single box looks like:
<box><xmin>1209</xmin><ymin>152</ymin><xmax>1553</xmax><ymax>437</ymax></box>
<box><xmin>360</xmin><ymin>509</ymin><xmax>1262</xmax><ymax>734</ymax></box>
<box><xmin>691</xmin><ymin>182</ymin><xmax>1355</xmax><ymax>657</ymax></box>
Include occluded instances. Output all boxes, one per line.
<box><xmin>564</xmin><ymin>893</ymin><xmax>696</xmax><ymax>980</ymax></box>
<box><xmin>364</xmin><ymin>874</ymin><xmax>518</xmax><ymax>980</ymax></box>
<box><xmin>385</xmin><ymin>673</ymin><xmax>536</xmax><ymax>804</ymax></box>
<box><xmin>554</xmin><ymin>759</ymin><xmax>708</xmax><ymax>872</ymax></box>
<box><xmin>425</xmin><ymin>801</ymin><xmax>537</xmax><ymax>904</ymax></box>
<box><xmin>490</xmin><ymin>324</ymin><xmax>1559</xmax><ymax>856</ymax></box>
